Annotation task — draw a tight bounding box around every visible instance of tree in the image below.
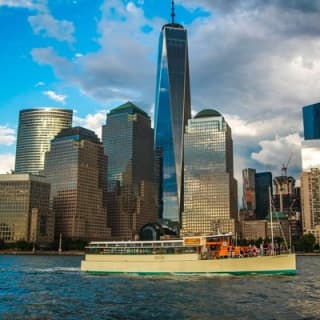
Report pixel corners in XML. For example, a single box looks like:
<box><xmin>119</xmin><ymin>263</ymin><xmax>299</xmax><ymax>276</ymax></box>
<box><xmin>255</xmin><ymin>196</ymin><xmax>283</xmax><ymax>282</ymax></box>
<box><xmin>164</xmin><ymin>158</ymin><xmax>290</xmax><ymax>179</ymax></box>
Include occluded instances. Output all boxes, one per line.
<box><xmin>296</xmin><ymin>233</ymin><xmax>316</xmax><ymax>252</ymax></box>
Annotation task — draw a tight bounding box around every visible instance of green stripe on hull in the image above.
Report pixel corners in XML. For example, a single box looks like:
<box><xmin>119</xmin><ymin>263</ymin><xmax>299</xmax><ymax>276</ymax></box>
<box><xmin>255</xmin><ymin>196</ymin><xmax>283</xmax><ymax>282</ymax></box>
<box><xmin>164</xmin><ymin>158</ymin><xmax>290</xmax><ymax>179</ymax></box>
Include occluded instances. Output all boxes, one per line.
<box><xmin>83</xmin><ymin>269</ymin><xmax>296</xmax><ymax>276</ymax></box>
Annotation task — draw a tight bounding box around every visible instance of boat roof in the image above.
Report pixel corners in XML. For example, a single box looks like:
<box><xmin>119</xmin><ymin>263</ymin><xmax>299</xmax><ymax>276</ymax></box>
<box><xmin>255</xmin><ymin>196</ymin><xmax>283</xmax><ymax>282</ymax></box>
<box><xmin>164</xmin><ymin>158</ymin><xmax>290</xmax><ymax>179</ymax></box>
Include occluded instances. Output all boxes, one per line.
<box><xmin>87</xmin><ymin>233</ymin><xmax>233</xmax><ymax>248</ymax></box>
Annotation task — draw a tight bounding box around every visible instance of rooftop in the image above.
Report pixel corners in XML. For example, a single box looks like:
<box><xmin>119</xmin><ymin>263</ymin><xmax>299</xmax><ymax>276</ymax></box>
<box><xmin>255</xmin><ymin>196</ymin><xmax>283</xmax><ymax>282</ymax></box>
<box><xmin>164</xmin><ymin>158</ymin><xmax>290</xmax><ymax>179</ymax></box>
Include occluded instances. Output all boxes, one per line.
<box><xmin>194</xmin><ymin>109</ymin><xmax>222</xmax><ymax>119</ymax></box>
<box><xmin>109</xmin><ymin>101</ymin><xmax>149</xmax><ymax>118</ymax></box>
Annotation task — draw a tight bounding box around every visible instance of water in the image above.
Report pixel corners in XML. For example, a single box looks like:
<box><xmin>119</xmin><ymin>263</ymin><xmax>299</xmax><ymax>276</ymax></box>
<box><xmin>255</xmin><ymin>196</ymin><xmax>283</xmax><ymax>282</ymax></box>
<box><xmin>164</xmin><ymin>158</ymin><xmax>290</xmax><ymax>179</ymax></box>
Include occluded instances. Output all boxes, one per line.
<box><xmin>0</xmin><ymin>255</ymin><xmax>319</xmax><ymax>320</ymax></box>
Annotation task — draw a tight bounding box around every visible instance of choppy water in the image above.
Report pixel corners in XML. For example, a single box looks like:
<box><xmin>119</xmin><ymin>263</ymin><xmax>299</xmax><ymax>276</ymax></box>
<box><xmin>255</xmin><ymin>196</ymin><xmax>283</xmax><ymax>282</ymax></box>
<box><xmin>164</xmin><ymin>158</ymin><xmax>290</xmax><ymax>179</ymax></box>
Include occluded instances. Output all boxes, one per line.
<box><xmin>0</xmin><ymin>255</ymin><xmax>319</xmax><ymax>320</ymax></box>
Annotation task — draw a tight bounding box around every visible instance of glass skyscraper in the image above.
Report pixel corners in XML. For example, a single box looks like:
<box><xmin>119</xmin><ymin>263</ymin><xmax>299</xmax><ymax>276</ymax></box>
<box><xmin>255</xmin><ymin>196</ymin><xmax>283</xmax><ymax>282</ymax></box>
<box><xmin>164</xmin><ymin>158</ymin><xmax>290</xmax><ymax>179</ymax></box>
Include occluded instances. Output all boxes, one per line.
<box><xmin>255</xmin><ymin>172</ymin><xmax>272</xmax><ymax>219</ymax></box>
<box><xmin>182</xmin><ymin>109</ymin><xmax>238</xmax><ymax>236</ymax></box>
<box><xmin>301</xmin><ymin>103</ymin><xmax>320</xmax><ymax>171</ymax></box>
<box><xmin>102</xmin><ymin>102</ymin><xmax>157</xmax><ymax>240</ymax></box>
<box><xmin>15</xmin><ymin>108</ymin><xmax>73</xmax><ymax>175</ymax></box>
<box><xmin>303</xmin><ymin>102</ymin><xmax>320</xmax><ymax>140</ymax></box>
<box><xmin>154</xmin><ymin>20</ymin><xmax>191</xmax><ymax>223</ymax></box>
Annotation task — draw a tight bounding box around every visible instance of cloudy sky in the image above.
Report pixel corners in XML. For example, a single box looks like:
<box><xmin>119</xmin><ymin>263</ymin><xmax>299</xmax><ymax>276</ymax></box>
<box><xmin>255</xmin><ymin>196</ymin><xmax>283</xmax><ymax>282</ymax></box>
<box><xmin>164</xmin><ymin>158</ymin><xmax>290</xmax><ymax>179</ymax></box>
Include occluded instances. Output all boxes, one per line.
<box><xmin>1</xmin><ymin>0</ymin><xmax>320</xmax><ymax>194</ymax></box>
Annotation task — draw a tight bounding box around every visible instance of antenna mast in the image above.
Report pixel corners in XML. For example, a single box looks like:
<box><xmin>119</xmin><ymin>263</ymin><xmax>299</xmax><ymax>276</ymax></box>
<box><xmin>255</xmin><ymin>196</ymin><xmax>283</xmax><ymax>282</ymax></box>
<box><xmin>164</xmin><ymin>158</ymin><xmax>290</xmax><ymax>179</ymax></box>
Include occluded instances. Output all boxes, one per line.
<box><xmin>171</xmin><ymin>0</ymin><xmax>175</xmax><ymax>23</ymax></box>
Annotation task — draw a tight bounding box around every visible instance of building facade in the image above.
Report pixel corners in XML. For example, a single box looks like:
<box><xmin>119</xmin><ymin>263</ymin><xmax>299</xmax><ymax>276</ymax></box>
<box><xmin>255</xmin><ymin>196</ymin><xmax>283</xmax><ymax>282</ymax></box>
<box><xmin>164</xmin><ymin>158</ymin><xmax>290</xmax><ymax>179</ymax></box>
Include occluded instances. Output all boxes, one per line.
<box><xmin>15</xmin><ymin>108</ymin><xmax>73</xmax><ymax>175</ymax></box>
<box><xmin>102</xmin><ymin>102</ymin><xmax>157</xmax><ymax>240</ymax></box>
<box><xmin>44</xmin><ymin>127</ymin><xmax>110</xmax><ymax>241</ymax></box>
<box><xmin>301</xmin><ymin>169</ymin><xmax>320</xmax><ymax>232</ymax></box>
<box><xmin>154</xmin><ymin>20</ymin><xmax>191</xmax><ymax>223</ymax></box>
<box><xmin>181</xmin><ymin>109</ymin><xmax>237</xmax><ymax>236</ymax></box>
<box><xmin>303</xmin><ymin>102</ymin><xmax>320</xmax><ymax>140</ymax></box>
<box><xmin>255</xmin><ymin>172</ymin><xmax>272</xmax><ymax>219</ymax></box>
<box><xmin>242</xmin><ymin>168</ymin><xmax>256</xmax><ymax>217</ymax></box>
<box><xmin>273</xmin><ymin>175</ymin><xmax>296</xmax><ymax>213</ymax></box>
<box><xmin>0</xmin><ymin>174</ymin><xmax>53</xmax><ymax>243</ymax></box>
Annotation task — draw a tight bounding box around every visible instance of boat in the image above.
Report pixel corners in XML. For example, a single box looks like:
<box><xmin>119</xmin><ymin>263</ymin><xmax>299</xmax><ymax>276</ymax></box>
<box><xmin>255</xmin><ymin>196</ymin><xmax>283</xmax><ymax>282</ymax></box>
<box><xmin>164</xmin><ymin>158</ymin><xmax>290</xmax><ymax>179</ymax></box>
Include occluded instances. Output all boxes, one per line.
<box><xmin>80</xmin><ymin>233</ymin><xmax>296</xmax><ymax>276</ymax></box>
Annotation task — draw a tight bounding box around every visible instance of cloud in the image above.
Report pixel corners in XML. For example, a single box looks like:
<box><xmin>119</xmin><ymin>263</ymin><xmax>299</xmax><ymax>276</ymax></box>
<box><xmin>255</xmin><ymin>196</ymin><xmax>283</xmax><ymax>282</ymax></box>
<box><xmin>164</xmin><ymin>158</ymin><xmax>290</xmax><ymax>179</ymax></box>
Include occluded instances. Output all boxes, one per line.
<box><xmin>29</xmin><ymin>0</ymin><xmax>320</xmax><ymax>190</ymax></box>
<box><xmin>0</xmin><ymin>126</ymin><xmax>16</xmax><ymax>146</ymax></box>
<box><xmin>31</xmin><ymin>0</ymin><xmax>162</xmax><ymax>107</ymax></box>
<box><xmin>1</xmin><ymin>0</ymin><xmax>74</xmax><ymax>43</ymax></box>
<box><xmin>28</xmin><ymin>13</ymin><xmax>75</xmax><ymax>42</ymax></box>
<box><xmin>251</xmin><ymin>133</ymin><xmax>302</xmax><ymax>171</ymax></box>
<box><xmin>43</xmin><ymin>90</ymin><xmax>67</xmax><ymax>103</ymax></box>
<box><xmin>74</xmin><ymin>110</ymin><xmax>107</xmax><ymax>139</ymax></box>
<box><xmin>0</xmin><ymin>153</ymin><xmax>15</xmax><ymax>174</ymax></box>
<box><xmin>0</xmin><ymin>0</ymin><xmax>46</xmax><ymax>11</ymax></box>
<box><xmin>35</xmin><ymin>81</ymin><xmax>45</xmax><ymax>87</ymax></box>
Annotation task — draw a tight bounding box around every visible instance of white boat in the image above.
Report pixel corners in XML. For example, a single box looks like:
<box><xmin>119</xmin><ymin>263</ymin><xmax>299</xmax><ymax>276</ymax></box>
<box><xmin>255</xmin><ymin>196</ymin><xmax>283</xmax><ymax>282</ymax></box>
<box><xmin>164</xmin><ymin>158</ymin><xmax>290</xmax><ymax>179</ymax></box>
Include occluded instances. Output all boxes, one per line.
<box><xmin>80</xmin><ymin>234</ymin><xmax>296</xmax><ymax>276</ymax></box>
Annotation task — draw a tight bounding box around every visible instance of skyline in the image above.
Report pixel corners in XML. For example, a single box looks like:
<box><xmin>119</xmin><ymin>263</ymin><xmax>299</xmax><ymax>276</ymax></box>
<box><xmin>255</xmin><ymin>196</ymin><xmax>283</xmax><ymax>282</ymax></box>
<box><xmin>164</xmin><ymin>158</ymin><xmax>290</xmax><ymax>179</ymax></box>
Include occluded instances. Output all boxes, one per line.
<box><xmin>1</xmin><ymin>0</ymin><xmax>320</xmax><ymax>186</ymax></box>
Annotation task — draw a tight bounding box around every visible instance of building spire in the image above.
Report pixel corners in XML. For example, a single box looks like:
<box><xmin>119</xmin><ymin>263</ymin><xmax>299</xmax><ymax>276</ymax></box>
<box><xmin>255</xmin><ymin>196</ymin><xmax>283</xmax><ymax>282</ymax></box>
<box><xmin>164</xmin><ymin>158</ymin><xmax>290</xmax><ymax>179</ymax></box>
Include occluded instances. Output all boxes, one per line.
<box><xmin>171</xmin><ymin>0</ymin><xmax>175</xmax><ymax>24</ymax></box>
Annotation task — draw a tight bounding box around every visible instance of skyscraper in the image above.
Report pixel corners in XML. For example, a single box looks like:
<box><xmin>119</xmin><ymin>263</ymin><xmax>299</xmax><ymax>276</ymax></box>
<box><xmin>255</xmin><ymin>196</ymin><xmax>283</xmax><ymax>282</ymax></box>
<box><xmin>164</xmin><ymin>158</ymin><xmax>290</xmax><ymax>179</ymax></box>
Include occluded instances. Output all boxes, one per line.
<box><xmin>301</xmin><ymin>168</ymin><xmax>320</xmax><ymax>242</ymax></box>
<box><xmin>102</xmin><ymin>102</ymin><xmax>157</xmax><ymax>240</ymax></box>
<box><xmin>44</xmin><ymin>127</ymin><xmax>109</xmax><ymax>241</ymax></box>
<box><xmin>303</xmin><ymin>102</ymin><xmax>320</xmax><ymax>140</ymax></box>
<box><xmin>15</xmin><ymin>108</ymin><xmax>73</xmax><ymax>175</ymax></box>
<box><xmin>242</xmin><ymin>168</ymin><xmax>256</xmax><ymax>215</ymax></box>
<box><xmin>154</xmin><ymin>5</ymin><xmax>191</xmax><ymax>223</ymax></box>
<box><xmin>255</xmin><ymin>172</ymin><xmax>272</xmax><ymax>219</ymax></box>
<box><xmin>182</xmin><ymin>109</ymin><xmax>238</xmax><ymax>236</ymax></box>
<box><xmin>301</xmin><ymin>103</ymin><xmax>320</xmax><ymax>171</ymax></box>
<box><xmin>0</xmin><ymin>174</ymin><xmax>53</xmax><ymax>244</ymax></box>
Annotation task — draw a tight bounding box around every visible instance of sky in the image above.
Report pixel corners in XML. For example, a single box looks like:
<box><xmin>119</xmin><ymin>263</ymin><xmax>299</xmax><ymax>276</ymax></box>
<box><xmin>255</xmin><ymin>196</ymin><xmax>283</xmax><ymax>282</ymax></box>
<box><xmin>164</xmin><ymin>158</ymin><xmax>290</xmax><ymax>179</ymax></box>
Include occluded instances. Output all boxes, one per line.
<box><xmin>1</xmin><ymin>0</ymin><xmax>320</xmax><ymax>196</ymax></box>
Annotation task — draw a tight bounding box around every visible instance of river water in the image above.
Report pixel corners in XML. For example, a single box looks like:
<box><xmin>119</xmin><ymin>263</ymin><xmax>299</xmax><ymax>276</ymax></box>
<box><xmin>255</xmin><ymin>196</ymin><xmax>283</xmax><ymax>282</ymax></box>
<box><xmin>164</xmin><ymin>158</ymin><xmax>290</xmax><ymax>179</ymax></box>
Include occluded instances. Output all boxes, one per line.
<box><xmin>0</xmin><ymin>255</ymin><xmax>319</xmax><ymax>320</ymax></box>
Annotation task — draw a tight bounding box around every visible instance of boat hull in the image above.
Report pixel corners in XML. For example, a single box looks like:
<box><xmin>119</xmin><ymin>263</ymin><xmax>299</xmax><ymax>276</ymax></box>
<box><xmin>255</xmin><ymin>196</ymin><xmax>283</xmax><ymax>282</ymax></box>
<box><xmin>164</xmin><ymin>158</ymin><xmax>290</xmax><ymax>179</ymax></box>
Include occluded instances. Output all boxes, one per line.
<box><xmin>80</xmin><ymin>253</ymin><xmax>296</xmax><ymax>276</ymax></box>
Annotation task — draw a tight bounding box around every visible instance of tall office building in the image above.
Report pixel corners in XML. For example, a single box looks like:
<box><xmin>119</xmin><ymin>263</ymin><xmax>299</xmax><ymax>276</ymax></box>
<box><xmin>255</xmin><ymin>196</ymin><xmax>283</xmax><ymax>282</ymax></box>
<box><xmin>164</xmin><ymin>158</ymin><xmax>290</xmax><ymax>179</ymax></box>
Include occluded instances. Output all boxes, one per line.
<box><xmin>181</xmin><ymin>109</ymin><xmax>238</xmax><ymax>236</ymax></box>
<box><xmin>303</xmin><ymin>103</ymin><xmax>320</xmax><ymax>140</ymax></box>
<box><xmin>15</xmin><ymin>108</ymin><xmax>72</xmax><ymax>175</ymax></box>
<box><xmin>44</xmin><ymin>127</ymin><xmax>110</xmax><ymax>241</ymax></box>
<box><xmin>0</xmin><ymin>174</ymin><xmax>54</xmax><ymax>243</ymax></box>
<box><xmin>301</xmin><ymin>169</ymin><xmax>320</xmax><ymax>231</ymax></box>
<box><xmin>255</xmin><ymin>172</ymin><xmax>272</xmax><ymax>219</ymax></box>
<box><xmin>301</xmin><ymin>103</ymin><xmax>320</xmax><ymax>170</ymax></box>
<box><xmin>154</xmin><ymin>8</ymin><xmax>191</xmax><ymax>223</ymax></box>
<box><xmin>242</xmin><ymin>168</ymin><xmax>256</xmax><ymax>216</ymax></box>
<box><xmin>102</xmin><ymin>102</ymin><xmax>157</xmax><ymax>240</ymax></box>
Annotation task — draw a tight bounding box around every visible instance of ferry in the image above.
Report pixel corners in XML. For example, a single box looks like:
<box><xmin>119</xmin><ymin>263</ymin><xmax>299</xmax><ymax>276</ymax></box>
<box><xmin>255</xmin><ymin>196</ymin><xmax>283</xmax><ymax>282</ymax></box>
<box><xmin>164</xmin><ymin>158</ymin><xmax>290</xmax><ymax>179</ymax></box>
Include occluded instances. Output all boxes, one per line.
<box><xmin>80</xmin><ymin>233</ymin><xmax>296</xmax><ymax>276</ymax></box>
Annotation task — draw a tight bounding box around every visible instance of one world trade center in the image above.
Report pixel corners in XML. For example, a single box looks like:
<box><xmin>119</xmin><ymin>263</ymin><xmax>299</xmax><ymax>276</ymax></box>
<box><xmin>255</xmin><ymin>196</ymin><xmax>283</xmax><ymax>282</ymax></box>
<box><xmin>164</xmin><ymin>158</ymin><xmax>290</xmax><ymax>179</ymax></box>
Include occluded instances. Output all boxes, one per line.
<box><xmin>154</xmin><ymin>1</ymin><xmax>191</xmax><ymax>223</ymax></box>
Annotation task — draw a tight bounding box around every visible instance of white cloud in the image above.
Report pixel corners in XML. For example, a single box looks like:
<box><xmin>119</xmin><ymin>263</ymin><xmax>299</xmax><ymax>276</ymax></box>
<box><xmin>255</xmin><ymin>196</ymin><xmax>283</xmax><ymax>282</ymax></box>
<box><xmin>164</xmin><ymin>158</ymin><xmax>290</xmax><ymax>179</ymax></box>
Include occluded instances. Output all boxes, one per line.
<box><xmin>0</xmin><ymin>126</ymin><xmax>16</xmax><ymax>146</ymax></box>
<box><xmin>29</xmin><ymin>0</ymin><xmax>320</xmax><ymax>189</ymax></box>
<box><xmin>0</xmin><ymin>153</ymin><xmax>15</xmax><ymax>174</ymax></box>
<box><xmin>35</xmin><ymin>81</ymin><xmax>45</xmax><ymax>87</ymax></box>
<box><xmin>28</xmin><ymin>13</ymin><xmax>75</xmax><ymax>43</ymax></box>
<box><xmin>43</xmin><ymin>90</ymin><xmax>67</xmax><ymax>103</ymax></box>
<box><xmin>251</xmin><ymin>134</ymin><xmax>302</xmax><ymax>171</ymax></box>
<box><xmin>74</xmin><ymin>110</ymin><xmax>107</xmax><ymax>139</ymax></box>
<box><xmin>1</xmin><ymin>0</ymin><xmax>74</xmax><ymax>43</ymax></box>
<box><xmin>0</xmin><ymin>0</ymin><xmax>46</xmax><ymax>10</ymax></box>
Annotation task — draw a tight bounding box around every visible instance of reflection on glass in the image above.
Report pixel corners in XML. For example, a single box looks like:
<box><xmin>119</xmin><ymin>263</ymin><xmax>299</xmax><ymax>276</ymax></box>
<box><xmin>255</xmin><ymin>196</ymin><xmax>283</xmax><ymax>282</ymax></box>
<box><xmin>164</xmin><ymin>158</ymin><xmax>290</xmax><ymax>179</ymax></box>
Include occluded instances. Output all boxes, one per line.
<box><xmin>154</xmin><ymin>23</ymin><xmax>191</xmax><ymax>223</ymax></box>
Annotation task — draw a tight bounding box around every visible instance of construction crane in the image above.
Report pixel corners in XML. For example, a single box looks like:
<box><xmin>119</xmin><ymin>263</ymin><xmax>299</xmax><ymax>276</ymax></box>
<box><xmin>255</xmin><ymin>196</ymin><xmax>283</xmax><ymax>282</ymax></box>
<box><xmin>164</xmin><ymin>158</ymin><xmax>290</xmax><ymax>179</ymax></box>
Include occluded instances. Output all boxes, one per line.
<box><xmin>281</xmin><ymin>153</ymin><xmax>293</xmax><ymax>177</ymax></box>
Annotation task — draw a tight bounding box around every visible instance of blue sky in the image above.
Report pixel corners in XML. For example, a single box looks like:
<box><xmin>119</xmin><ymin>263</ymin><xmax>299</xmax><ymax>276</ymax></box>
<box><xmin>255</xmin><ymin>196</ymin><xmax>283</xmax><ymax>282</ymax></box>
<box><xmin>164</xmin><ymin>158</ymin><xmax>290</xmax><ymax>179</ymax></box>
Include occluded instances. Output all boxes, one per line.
<box><xmin>1</xmin><ymin>0</ymin><xmax>320</xmax><ymax>192</ymax></box>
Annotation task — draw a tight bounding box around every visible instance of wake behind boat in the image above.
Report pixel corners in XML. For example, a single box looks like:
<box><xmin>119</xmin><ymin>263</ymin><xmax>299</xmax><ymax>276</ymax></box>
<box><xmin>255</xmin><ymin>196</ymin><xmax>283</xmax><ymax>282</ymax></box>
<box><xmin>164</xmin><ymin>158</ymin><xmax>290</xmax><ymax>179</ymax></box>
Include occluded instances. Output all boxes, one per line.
<box><xmin>80</xmin><ymin>233</ymin><xmax>296</xmax><ymax>276</ymax></box>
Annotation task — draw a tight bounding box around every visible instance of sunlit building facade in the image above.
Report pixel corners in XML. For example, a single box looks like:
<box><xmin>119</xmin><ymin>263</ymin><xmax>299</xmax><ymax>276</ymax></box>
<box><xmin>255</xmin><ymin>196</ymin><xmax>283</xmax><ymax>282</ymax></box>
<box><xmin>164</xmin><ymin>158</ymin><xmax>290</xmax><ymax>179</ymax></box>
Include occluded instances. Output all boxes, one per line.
<box><xmin>0</xmin><ymin>174</ymin><xmax>54</xmax><ymax>243</ymax></box>
<box><xmin>181</xmin><ymin>109</ymin><xmax>237</xmax><ymax>236</ymax></box>
<box><xmin>102</xmin><ymin>102</ymin><xmax>157</xmax><ymax>240</ymax></box>
<box><xmin>301</xmin><ymin>169</ymin><xmax>320</xmax><ymax>232</ymax></box>
<box><xmin>44</xmin><ymin>127</ymin><xmax>110</xmax><ymax>241</ymax></box>
<box><xmin>242</xmin><ymin>168</ymin><xmax>256</xmax><ymax>217</ymax></box>
<box><xmin>15</xmin><ymin>108</ymin><xmax>73</xmax><ymax>175</ymax></box>
<box><xmin>154</xmin><ymin>21</ymin><xmax>191</xmax><ymax>223</ymax></box>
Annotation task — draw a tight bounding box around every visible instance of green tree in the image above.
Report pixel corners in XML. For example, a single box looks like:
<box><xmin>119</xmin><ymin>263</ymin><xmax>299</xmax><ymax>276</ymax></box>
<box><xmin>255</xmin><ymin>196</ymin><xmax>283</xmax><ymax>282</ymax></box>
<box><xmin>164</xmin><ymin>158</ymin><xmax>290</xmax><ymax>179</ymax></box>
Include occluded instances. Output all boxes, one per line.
<box><xmin>296</xmin><ymin>233</ymin><xmax>316</xmax><ymax>252</ymax></box>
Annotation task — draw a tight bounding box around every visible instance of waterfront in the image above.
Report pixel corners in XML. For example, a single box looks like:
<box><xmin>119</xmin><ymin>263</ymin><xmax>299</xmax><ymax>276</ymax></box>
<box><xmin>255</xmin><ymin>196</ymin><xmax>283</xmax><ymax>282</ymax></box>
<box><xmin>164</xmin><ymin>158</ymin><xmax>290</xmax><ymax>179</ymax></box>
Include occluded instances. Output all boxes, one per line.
<box><xmin>0</xmin><ymin>255</ymin><xmax>319</xmax><ymax>320</ymax></box>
